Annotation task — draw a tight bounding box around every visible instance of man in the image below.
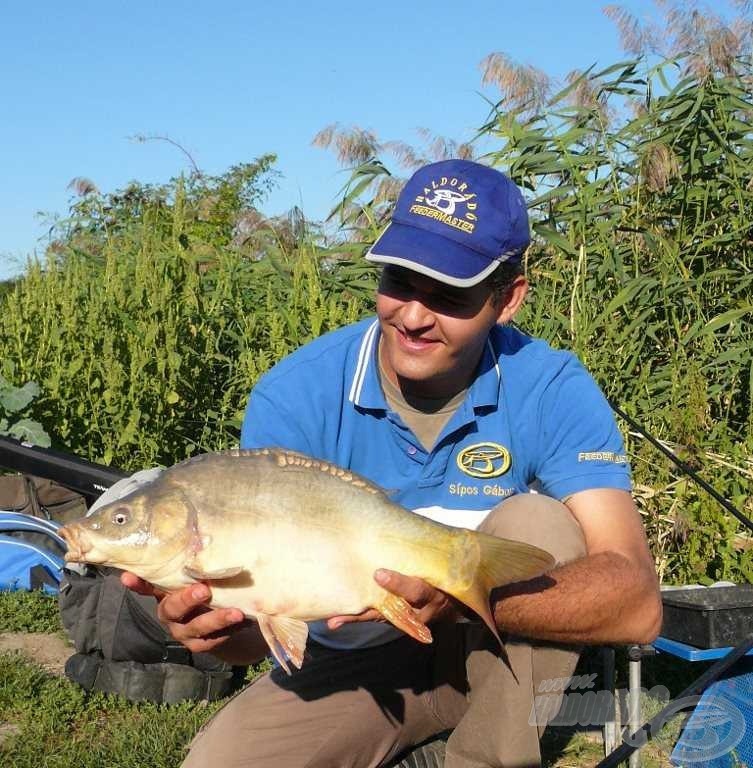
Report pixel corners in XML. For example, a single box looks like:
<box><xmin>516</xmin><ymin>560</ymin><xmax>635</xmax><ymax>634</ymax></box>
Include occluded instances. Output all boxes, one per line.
<box><xmin>124</xmin><ymin>159</ymin><xmax>661</xmax><ymax>767</ymax></box>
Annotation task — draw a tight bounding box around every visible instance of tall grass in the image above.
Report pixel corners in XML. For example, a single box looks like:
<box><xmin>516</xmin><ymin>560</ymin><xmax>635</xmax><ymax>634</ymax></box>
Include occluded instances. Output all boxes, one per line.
<box><xmin>0</xmin><ymin>196</ymin><xmax>372</xmax><ymax>471</ymax></box>
<box><xmin>482</xmin><ymin>57</ymin><xmax>753</xmax><ymax>584</ymax></box>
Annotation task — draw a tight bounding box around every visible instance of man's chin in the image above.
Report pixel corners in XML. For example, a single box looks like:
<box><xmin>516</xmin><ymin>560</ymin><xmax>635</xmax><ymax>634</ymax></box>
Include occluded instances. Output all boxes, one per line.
<box><xmin>395</xmin><ymin>370</ymin><xmax>462</xmax><ymax>400</ymax></box>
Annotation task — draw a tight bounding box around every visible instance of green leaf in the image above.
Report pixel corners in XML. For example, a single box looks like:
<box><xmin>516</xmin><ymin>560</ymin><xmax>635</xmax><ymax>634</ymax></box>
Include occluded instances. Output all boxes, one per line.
<box><xmin>0</xmin><ymin>381</ymin><xmax>40</xmax><ymax>414</ymax></box>
<box><xmin>7</xmin><ymin>419</ymin><xmax>51</xmax><ymax>448</ymax></box>
<box><xmin>593</xmin><ymin>59</ymin><xmax>641</xmax><ymax>80</ymax></box>
<box><xmin>699</xmin><ymin>306</ymin><xmax>753</xmax><ymax>335</ymax></box>
<box><xmin>532</xmin><ymin>224</ymin><xmax>577</xmax><ymax>256</ymax></box>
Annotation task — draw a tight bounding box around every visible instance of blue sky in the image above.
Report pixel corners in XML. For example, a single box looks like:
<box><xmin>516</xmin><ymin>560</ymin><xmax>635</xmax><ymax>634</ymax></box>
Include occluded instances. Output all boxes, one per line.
<box><xmin>1</xmin><ymin>1</ymin><xmax>662</xmax><ymax>280</ymax></box>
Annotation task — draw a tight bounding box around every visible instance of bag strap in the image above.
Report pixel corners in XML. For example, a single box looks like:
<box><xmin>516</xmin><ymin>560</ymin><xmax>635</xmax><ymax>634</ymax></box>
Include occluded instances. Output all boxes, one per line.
<box><xmin>24</xmin><ymin>476</ymin><xmax>43</xmax><ymax>518</ymax></box>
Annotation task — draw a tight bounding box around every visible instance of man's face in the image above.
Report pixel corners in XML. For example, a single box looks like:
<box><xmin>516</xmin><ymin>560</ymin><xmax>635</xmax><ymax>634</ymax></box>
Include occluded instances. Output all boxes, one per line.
<box><xmin>376</xmin><ymin>266</ymin><xmax>506</xmax><ymax>399</ymax></box>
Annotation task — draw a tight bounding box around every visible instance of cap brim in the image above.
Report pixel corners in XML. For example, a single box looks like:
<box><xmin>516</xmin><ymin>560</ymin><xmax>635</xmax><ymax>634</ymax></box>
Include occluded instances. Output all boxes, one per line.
<box><xmin>366</xmin><ymin>223</ymin><xmax>503</xmax><ymax>288</ymax></box>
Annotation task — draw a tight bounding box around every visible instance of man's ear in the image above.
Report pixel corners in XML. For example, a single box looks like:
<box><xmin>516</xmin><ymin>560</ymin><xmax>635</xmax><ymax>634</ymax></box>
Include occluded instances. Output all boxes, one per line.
<box><xmin>496</xmin><ymin>276</ymin><xmax>529</xmax><ymax>324</ymax></box>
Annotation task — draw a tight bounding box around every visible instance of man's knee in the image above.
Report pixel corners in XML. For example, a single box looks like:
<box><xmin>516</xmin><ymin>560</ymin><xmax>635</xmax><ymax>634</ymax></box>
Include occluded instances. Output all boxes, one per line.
<box><xmin>479</xmin><ymin>493</ymin><xmax>586</xmax><ymax>565</ymax></box>
<box><xmin>181</xmin><ymin>674</ymin><xmax>288</xmax><ymax>768</ymax></box>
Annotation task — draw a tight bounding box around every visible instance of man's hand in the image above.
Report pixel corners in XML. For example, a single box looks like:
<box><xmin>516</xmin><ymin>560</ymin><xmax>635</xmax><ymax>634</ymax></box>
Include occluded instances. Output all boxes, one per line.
<box><xmin>120</xmin><ymin>572</ymin><xmax>248</xmax><ymax>655</ymax></box>
<box><xmin>326</xmin><ymin>568</ymin><xmax>460</xmax><ymax>631</ymax></box>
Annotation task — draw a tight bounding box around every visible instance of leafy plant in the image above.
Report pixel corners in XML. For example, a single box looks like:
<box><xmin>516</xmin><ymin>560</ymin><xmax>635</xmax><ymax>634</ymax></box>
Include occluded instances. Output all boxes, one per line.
<box><xmin>0</xmin><ymin>172</ymin><xmax>373</xmax><ymax>470</ymax></box>
<box><xmin>0</xmin><ymin>375</ymin><xmax>50</xmax><ymax>447</ymax></box>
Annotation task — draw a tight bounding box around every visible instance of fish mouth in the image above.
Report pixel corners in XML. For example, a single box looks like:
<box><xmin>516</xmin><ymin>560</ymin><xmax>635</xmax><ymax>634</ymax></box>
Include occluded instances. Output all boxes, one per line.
<box><xmin>58</xmin><ymin>524</ymin><xmax>95</xmax><ymax>563</ymax></box>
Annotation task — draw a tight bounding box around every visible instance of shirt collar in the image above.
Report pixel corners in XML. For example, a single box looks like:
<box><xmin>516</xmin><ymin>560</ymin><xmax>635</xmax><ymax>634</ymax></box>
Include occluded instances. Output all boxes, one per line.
<box><xmin>348</xmin><ymin>319</ymin><xmax>502</xmax><ymax>412</ymax></box>
<box><xmin>468</xmin><ymin>335</ymin><xmax>502</xmax><ymax>410</ymax></box>
<box><xmin>348</xmin><ymin>319</ymin><xmax>386</xmax><ymax>409</ymax></box>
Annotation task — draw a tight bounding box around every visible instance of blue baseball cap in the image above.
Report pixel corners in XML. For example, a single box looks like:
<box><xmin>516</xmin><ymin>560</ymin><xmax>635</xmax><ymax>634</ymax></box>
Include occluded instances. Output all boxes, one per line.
<box><xmin>366</xmin><ymin>159</ymin><xmax>530</xmax><ymax>287</ymax></box>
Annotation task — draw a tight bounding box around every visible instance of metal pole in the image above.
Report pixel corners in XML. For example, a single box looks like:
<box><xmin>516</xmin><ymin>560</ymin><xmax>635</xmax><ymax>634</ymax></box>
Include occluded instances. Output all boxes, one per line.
<box><xmin>628</xmin><ymin>652</ymin><xmax>642</xmax><ymax>768</ymax></box>
<box><xmin>603</xmin><ymin>647</ymin><xmax>618</xmax><ymax>755</ymax></box>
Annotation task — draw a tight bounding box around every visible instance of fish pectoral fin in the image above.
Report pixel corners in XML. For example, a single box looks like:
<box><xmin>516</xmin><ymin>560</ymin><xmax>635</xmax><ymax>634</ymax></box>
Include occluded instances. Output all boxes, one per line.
<box><xmin>256</xmin><ymin>613</ymin><xmax>308</xmax><ymax>675</ymax></box>
<box><xmin>378</xmin><ymin>593</ymin><xmax>432</xmax><ymax>644</ymax></box>
<box><xmin>183</xmin><ymin>565</ymin><xmax>245</xmax><ymax>580</ymax></box>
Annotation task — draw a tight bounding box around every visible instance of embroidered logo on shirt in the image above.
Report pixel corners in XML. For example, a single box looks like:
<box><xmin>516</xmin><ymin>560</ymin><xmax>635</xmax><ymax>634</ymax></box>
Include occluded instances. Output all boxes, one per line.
<box><xmin>577</xmin><ymin>451</ymin><xmax>627</xmax><ymax>464</ymax></box>
<box><xmin>456</xmin><ymin>442</ymin><xmax>511</xmax><ymax>478</ymax></box>
<box><xmin>409</xmin><ymin>174</ymin><xmax>478</xmax><ymax>234</ymax></box>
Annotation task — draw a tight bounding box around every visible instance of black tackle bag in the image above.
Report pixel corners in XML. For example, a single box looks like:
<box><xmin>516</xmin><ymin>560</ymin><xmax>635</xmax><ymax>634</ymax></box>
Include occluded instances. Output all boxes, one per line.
<box><xmin>59</xmin><ymin>566</ymin><xmax>247</xmax><ymax>704</ymax></box>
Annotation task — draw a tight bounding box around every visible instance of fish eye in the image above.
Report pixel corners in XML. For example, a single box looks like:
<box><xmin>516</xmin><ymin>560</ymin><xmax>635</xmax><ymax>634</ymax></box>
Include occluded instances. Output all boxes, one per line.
<box><xmin>112</xmin><ymin>508</ymin><xmax>130</xmax><ymax>525</ymax></box>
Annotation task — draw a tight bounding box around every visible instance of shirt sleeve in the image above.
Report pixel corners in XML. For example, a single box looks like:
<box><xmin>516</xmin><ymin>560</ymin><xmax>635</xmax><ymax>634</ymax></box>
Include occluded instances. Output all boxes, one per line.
<box><xmin>534</xmin><ymin>355</ymin><xmax>632</xmax><ymax>500</ymax></box>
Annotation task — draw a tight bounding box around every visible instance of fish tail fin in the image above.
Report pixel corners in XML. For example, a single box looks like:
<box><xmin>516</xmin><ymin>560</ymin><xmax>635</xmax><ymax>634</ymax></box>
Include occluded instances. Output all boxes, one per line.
<box><xmin>453</xmin><ymin>578</ymin><xmax>503</xmax><ymax>645</ymax></box>
<box><xmin>452</xmin><ymin>531</ymin><xmax>555</xmax><ymax>646</ymax></box>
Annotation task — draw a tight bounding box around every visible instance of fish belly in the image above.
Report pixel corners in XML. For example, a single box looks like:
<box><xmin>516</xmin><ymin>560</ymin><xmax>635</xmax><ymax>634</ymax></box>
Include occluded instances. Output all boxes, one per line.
<box><xmin>199</xmin><ymin>518</ymin><xmax>384</xmax><ymax>621</ymax></box>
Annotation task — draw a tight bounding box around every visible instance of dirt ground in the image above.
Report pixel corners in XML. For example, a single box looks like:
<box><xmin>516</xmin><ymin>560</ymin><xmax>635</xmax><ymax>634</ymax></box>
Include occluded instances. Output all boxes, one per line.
<box><xmin>0</xmin><ymin>631</ymin><xmax>73</xmax><ymax>676</ymax></box>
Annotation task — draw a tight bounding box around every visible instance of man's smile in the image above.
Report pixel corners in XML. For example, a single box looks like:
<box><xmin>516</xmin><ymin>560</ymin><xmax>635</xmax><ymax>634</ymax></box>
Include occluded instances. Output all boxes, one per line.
<box><xmin>393</xmin><ymin>326</ymin><xmax>441</xmax><ymax>352</ymax></box>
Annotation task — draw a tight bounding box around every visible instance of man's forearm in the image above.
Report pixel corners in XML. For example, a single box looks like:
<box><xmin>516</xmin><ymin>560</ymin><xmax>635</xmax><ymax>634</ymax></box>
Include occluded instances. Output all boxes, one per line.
<box><xmin>492</xmin><ymin>551</ymin><xmax>662</xmax><ymax>645</ymax></box>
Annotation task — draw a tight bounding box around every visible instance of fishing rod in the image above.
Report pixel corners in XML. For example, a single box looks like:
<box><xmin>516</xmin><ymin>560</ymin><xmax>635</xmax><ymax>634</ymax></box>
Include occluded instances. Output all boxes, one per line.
<box><xmin>0</xmin><ymin>435</ymin><xmax>127</xmax><ymax>503</ymax></box>
<box><xmin>608</xmin><ymin>399</ymin><xmax>753</xmax><ymax>534</ymax></box>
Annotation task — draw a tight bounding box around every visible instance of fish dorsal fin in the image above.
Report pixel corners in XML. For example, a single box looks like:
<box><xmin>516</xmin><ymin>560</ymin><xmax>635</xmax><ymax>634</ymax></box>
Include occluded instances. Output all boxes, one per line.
<box><xmin>232</xmin><ymin>448</ymin><xmax>384</xmax><ymax>496</ymax></box>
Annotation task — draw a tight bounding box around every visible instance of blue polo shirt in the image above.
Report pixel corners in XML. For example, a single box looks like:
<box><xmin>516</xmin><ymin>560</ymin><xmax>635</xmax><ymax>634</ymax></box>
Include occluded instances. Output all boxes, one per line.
<box><xmin>240</xmin><ymin>316</ymin><xmax>631</xmax><ymax>649</ymax></box>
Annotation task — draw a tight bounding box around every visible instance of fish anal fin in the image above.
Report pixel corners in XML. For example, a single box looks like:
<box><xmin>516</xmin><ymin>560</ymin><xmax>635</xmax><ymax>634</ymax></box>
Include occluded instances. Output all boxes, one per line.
<box><xmin>256</xmin><ymin>613</ymin><xmax>309</xmax><ymax>675</ymax></box>
<box><xmin>257</xmin><ymin>614</ymin><xmax>290</xmax><ymax>674</ymax></box>
<box><xmin>183</xmin><ymin>565</ymin><xmax>245</xmax><ymax>580</ymax></box>
<box><xmin>378</xmin><ymin>592</ymin><xmax>432</xmax><ymax>644</ymax></box>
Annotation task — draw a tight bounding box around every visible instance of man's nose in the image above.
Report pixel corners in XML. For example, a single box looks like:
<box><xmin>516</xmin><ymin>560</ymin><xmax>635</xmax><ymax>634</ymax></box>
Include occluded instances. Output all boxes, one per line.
<box><xmin>400</xmin><ymin>298</ymin><xmax>434</xmax><ymax>330</ymax></box>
